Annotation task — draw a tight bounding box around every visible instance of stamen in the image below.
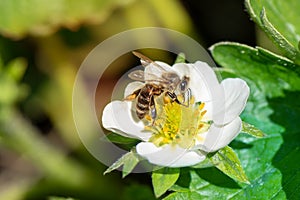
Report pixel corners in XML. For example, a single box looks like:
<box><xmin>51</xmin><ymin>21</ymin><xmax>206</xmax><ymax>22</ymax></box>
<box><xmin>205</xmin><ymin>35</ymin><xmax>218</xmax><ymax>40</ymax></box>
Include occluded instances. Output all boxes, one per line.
<box><xmin>147</xmin><ymin>97</ymin><xmax>211</xmax><ymax>148</ymax></box>
<box><xmin>199</xmin><ymin>102</ymin><xmax>205</xmax><ymax>110</ymax></box>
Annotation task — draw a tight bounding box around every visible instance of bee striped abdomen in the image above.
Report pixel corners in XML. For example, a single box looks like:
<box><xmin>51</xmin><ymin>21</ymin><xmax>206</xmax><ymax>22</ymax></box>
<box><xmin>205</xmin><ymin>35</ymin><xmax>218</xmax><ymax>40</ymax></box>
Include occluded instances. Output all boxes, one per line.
<box><xmin>136</xmin><ymin>87</ymin><xmax>152</xmax><ymax>119</ymax></box>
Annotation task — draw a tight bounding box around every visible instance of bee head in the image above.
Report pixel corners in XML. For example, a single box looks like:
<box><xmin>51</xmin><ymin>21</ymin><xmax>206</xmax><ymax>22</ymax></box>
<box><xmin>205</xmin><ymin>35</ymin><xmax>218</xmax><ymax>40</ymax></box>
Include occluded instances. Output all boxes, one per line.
<box><xmin>178</xmin><ymin>76</ymin><xmax>190</xmax><ymax>94</ymax></box>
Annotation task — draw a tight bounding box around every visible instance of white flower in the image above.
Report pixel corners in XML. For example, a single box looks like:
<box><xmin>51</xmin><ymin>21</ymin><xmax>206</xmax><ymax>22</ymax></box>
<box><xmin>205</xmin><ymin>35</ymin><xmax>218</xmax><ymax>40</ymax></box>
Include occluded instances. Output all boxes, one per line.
<box><xmin>102</xmin><ymin>60</ymin><xmax>249</xmax><ymax>168</ymax></box>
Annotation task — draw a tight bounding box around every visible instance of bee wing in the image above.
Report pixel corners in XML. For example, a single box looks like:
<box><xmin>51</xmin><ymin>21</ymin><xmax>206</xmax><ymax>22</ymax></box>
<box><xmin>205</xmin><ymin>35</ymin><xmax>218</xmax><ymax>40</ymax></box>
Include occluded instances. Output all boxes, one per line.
<box><xmin>132</xmin><ymin>51</ymin><xmax>176</xmax><ymax>85</ymax></box>
<box><xmin>132</xmin><ymin>51</ymin><xmax>168</xmax><ymax>72</ymax></box>
<box><xmin>128</xmin><ymin>70</ymin><xmax>145</xmax><ymax>81</ymax></box>
<box><xmin>143</xmin><ymin>73</ymin><xmax>170</xmax><ymax>85</ymax></box>
<box><xmin>128</xmin><ymin>69</ymin><xmax>171</xmax><ymax>86</ymax></box>
<box><xmin>132</xmin><ymin>51</ymin><xmax>154</xmax><ymax>66</ymax></box>
<box><xmin>144</xmin><ymin>61</ymin><xmax>177</xmax><ymax>86</ymax></box>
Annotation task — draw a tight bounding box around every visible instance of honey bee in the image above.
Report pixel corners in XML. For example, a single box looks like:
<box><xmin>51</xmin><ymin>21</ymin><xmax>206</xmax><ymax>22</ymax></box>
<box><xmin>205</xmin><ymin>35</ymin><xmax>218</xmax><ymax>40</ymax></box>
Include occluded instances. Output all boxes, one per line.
<box><xmin>125</xmin><ymin>51</ymin><xmax>191</xmax><ymax>121</ymax></box>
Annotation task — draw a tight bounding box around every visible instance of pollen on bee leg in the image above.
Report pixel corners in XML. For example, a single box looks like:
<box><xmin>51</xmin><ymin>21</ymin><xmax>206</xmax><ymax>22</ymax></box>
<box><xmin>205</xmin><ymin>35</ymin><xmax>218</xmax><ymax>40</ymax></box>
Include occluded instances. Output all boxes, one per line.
<box><xmin>163</xmin><ymin>95</ymin><xmax>171</xmax><ymax>104</ymax></box>
<box><xmin>144</xmin><ymin>114</ymin><xmax>152</xmax><ymax>121</ymax></box>
<box><xmin>124</xmin><ymin>94</ymin><xmax>137</xmax><ymax>101</ymax></box>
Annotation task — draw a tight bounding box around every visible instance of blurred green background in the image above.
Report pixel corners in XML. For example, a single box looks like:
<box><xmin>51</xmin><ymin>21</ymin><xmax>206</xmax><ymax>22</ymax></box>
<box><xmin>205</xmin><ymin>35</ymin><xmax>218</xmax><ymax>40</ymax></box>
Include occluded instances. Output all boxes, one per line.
<box><xmin>0</xmin><ymin>0</ymin><xmax>271</xmax><ymax>199</ymax></box>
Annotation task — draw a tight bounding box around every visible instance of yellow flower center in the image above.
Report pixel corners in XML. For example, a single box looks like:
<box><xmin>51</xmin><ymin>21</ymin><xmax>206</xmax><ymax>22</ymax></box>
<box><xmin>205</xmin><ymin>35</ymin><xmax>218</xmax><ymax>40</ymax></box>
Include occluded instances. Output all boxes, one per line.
<box><xmin>145</xmin><ymin>96</ymin><xmax>210</xmax><ymax>148</ymax></box>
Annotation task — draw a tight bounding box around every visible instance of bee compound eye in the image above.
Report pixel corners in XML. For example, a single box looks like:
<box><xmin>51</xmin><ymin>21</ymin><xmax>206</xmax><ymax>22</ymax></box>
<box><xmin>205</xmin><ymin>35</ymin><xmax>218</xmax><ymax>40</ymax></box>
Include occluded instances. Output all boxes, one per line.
<box><xmin>180</xmin><ymin>80</ymin><xmax>187</xmax><ymax>92</ymax></box>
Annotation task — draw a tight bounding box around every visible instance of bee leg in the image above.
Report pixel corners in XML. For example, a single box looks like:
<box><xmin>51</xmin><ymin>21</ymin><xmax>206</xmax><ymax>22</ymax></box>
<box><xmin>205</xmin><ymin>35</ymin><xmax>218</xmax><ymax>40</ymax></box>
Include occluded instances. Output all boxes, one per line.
<box><xmin>185</xmin><ymin>88</ymin><xmax>192</xmax><ymax>106</ymax></box>
<box><xmin>166</xmin><ymin>91</ymin><xmax>189</xmax><ymax>107</ymax></box>
<box><xmin>150</xmin><ymin>96</ymin><xmax>156</xmax><ymax>119</ymax></box>
<box><xmin>166</xmin><ymin>91</ymin><xmax>181</xmax><ymax>104</ymax></box>
<box><xmin>177</xmin><ymin>88</ymin><xmax>192</xmax><ymax>106</ymax></box>
<box><xmin>124</xmin><ymin>89</ymin><xmax>141</xmax><ymax>101</ymax></box>
<box><xmin>149</xmin><ymin>95</ymin><xmax>157</xmax><ymax>124</ymax></box>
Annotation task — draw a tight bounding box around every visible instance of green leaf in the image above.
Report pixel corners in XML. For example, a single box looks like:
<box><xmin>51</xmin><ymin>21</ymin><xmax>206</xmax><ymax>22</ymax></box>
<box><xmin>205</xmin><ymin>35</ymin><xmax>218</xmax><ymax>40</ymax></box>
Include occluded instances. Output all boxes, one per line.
<box><xmin>174</xmin><ymin>53</ymin><xmax>186</xmax><ymax>64</ymax></box>
<box><xmin>166</xmin><ymin>168</ymin><xmax>242</xmax><ymax>199</ymax></box>
<box><xmin>104</xmin><ymin>132</ymin><xmax>139</xmax><ymax>145</ymax></box>
<box><xmin>123</xmin><ymin>184</ymin><xmax>156</xmax><ymax>200</ymax></box>
<box><xmin>163</xmin><ymin>191</ymin><xmax>203</xmax><ymax>200</ymax></box>
<box><xmin>122</xmin><ymin>151</ymin><xmax>139</xmax><ymax>178</ymax></box>
<box><xmin>210</xmin><ymin>42</ymin><xmax>300</xmax><ymax>98</ymax></box>
<box><xmin>6</xmin><ymin>58</ymin><xmax>27</xmax><ymax>81</ymax></box>
<box><xmin>259</xmin><ymin>8</ymin><xmax>300</xmax><ymax>63</ymax></box>
<box><xmin>242</xmin><ymin>121</ymin><xmax>265</xmax><ymax>138</ymax></box>
<box><xmin>0</xmin><ymin>0</ymin><xmax>130</xmax><ymax>39</ymax></box>
<box><xmin>209</xmin><ymin>146</ymin><xmax>249</xmax><ymax>184</ymax></box>
<box><xmin>152</xmin><ymin>167</ymin><xmax>180</xmax><ymax>198</ymax></box>
<box><xmin>245</xmin><ymin>0</ymin><xmax>300</xmax><ymax>64</ymax></box>
<box><xmin>210</xmin><ymin>42</ymin><xmax>300</xmax><ymax>199</ymax></box>
<box><xmin>0</xmin><ymin>58</ymin><xmax>28</xmax><ymax>106</ymax></box>
<box><xmin>256</xmin><ymin>46</ymin><xmax>300</xmax><ymax>75</ymax></box>
<box><xmin>103</xmin><ymin>151</ymin><xmax>139</xmax><ymax>176</ymax></box>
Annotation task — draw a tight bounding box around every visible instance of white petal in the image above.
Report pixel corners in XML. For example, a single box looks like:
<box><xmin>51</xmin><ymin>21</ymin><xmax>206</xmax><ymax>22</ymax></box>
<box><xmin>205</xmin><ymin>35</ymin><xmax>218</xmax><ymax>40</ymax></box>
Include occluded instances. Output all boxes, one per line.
<box><xmin>102</xmin><ymin>101</ymin><xmax>152</xmax><ymax>141</ymax></box>
<box><xmin>197</xmin><ymin>117</ymin><xmax>242</xmax><ymax>152</ymax></box>
<box><xmin>173</xmin><ymin>62</ymin><xmax>226</xmax><ymax>124</ymax></box>
<box><xmin>124</xmin><ymin>81</ymin><xmax>144</xmax><ymax>98</ymax></box>
<box><xmin>136</xmin><ymin>142</ymin><xmax>205</xmax><ymax>167</ymax></box>
<box><xmin>172</xmin><ymin>61</ymin><xmax>222</xmax><ymax>103</ymax></box>
<box><xmin>214</xmin><ymin>78</ymin><xmax>250</xmax><ymax>125</ymax></box>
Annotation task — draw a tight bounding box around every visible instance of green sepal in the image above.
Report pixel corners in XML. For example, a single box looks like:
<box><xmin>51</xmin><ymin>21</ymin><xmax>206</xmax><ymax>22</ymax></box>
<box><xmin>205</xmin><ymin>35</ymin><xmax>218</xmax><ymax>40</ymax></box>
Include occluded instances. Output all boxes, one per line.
<box><xmin>152</xmin><ymin>167</ymin><xmax>180</xmax><ymax>198</ymax></box>
<box><xmin>122</xmin><ymin>149</ymin><xmax>139</xmax><ymax>178</ymax></box>
<box><xmin>103</xmin><ymin>150</ymin><xmax>139</xmax><ymax>176</ymax></box>
<box><xmin>209</xmin><ymin>146</ymin><xmax>249</xmax><ymax>184</ymax></box>
<box><xmin>242</xmin><ymin>121</ymin><xmax>265</xmax><ymax>138</ymax></box>
<box><xmin>174</xmin><ymin>53</ymin><xmax>186</xmax><ymax>64</ymax></box>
